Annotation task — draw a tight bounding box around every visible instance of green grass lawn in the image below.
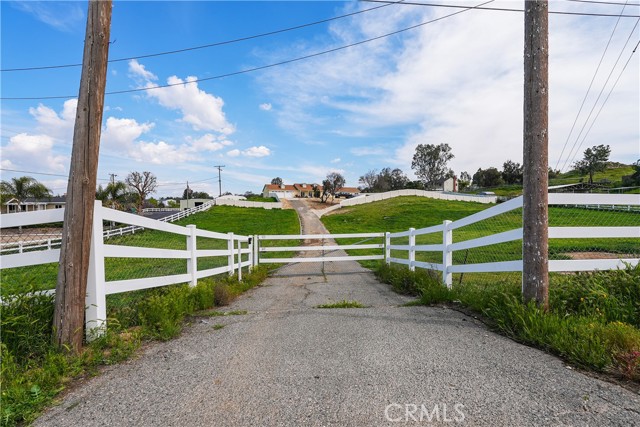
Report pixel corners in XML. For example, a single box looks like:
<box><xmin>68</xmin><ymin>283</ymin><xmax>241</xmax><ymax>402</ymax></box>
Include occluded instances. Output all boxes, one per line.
<box><xmin>1</xmin><ymin>206</ymin><xmax>299</xmax><ymax>296</ymax></box>
<box><xmin>321</xmin><ymin>196</ymin><xmax>640</xmax><ymax>269</ymax></box>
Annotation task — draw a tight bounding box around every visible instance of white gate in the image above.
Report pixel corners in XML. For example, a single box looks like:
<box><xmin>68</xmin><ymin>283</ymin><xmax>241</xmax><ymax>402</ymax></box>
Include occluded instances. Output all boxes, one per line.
<box><xmin>254</xmin><ymin>232</ymin><xmax>385</xmax><ymax>265</ymax></box>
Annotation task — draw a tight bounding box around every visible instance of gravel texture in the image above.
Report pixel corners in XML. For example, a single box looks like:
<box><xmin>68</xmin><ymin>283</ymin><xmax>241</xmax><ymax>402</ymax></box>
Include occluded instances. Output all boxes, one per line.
<box><xmin>35</xmin><ymin>200</ymin><xmax>640</xmax><ymax>426</ymax></box>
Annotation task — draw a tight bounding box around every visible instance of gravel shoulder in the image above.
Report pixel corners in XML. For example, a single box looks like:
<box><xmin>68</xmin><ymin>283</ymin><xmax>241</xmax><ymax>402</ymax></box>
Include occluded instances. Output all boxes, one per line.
<box><xmin>35</xmin><ymin>200</ymin><xmax>640</xmax><ymax>426</ymax></box>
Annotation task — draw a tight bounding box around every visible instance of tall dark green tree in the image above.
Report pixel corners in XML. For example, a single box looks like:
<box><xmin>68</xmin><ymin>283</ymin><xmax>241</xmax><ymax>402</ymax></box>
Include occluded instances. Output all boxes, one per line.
<box><xmin>411</xmin><ymin>143</ymin><xmax>454</xmax><ymax>189</ymax></box>
<box><xmin>573</xmin><ymin>144</ymin><xmax>610</xmax><ymax>184</ymax></box>
<box><xmin>501</xmin><ymin>160</ymin><xmax>523</xmax><ymax>185</ymax></box>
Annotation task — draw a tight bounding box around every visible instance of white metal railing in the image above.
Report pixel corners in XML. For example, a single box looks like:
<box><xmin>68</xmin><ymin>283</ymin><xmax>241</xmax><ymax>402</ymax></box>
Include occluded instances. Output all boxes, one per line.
<box><xmin>0</xmin><ymin>201</ymin><xmax>251</xmax><ymax>340</ymax></box>
<box><xmin>386</xmin><ymin>193</ymin><xmax>640</xmax><ymax>287</ymax></box>
<box><xmin>256</xmin><ymin>232</ymin><xmax>385</xmax><ymax>264</ymax></box>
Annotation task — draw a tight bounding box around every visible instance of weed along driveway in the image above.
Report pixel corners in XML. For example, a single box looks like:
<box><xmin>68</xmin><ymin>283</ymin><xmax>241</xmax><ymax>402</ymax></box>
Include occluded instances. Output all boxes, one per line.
<box><xmin>35</xmin><ymin>200</ymin><xmax>639</xmax><ymax>426</ymax></box>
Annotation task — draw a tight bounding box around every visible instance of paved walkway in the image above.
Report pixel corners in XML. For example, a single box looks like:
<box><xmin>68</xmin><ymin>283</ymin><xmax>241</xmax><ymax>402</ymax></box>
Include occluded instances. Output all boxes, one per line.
<box><xmin>36</xmin><ymin>200</ymin><xmax>640</xmax><ymax>426</ymax></box>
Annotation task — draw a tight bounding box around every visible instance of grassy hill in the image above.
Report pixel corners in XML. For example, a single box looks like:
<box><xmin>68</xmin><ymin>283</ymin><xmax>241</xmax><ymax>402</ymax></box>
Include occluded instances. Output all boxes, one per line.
<box><xmin>465</xmin><ymin>163</ymin><xmax>636</xmax><ymax>197</ymax></box>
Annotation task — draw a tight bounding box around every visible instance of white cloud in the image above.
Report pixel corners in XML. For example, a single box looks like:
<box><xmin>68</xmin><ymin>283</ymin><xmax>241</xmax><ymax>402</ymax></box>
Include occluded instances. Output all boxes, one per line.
<box><xmin>351</xmin><ymin>146</ymin><xmax>387</xmax><ymax>157</ymax></box>
<box><xmin>102</xmin><ymin>117</ymin><xmax>154</xmax><ymax>151</ymax></box>
<box><xmin>131</xmin><ymin>141</ymin><xmax>192</xmax><ymax>165</ymax></box>
<box><xmin>185</xmin><ymin>134</ymin><xmax>233</xmax><ymax>153</ymax></box>
<box><xmin>257</xmin><ymin>2</ymin><xmax>639</xmax><ymax>173</ymax></box>
<box><xmin>29</xmin><ymin>98</ymin><xmax>77</xmax><ymax>142</ymax></box>
<box><xmin>128</xmin><ymin>59</ymin><xmax>157</xmax><ymax>81</ymax></box>
<box><xmin>259</xmin><ymin>103</ymin><xmax>273</xmax><ymax>111</ymax></box>
<box><xmin>11</xmin><ymin>2</ymin><xmax>84</xmax><ymax>32</ymax></box>
<box><xmin>243</xmin><ymin>146</ymin><xmax>271</xmax><ymax>158</ymax></box>
<box><xmin>226</xmin><ymin>146</ymin><xmax>272</xmax><ymax>158</ymax></box>
<box><xmin>129</xmin><ymin>61</ymin><xmax>234</xmax><ymax>135</ymax></box>
<box><xmin>2</xmin><ymin>133</ymin><xmax>67</xmax><ymax>173</ymax></box>
<box><xmin>330</xmin><ymin>157</ymin><xmax>341</xmax><ymax>163</ymax></box>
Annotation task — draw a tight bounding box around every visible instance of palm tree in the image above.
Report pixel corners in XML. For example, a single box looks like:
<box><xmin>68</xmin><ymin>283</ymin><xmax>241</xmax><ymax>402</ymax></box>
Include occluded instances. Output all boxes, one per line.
<box><xmin>96</xmin><ymin>181</ymin><xmax>128</xmax><ymax>210</ymax></box>
<box><xmin>0</xmin><ymin>176</ymin><xmax>52</xmax><ymax>212</ymax></box>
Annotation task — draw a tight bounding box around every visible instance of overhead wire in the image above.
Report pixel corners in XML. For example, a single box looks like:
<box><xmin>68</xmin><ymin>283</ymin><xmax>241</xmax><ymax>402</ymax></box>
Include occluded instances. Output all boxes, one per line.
<box><xmin>361</xmin><ymin>0</ymin><xmax>640</xmax><ymax>16</ymax></box>
<box><xmin>554</xmin><ymin>0</ymin><xmax>630</xmax><ymax>170</ymax></box>
<box><xmin>565</xmin><ymin>38</ymin><xmax>640</xmax><ymax>169</ymax></box>
<box><xmin>0</xmin><ymin>0</ymin><xmax>404</xmax><ymax>73</ymax></box>
<box><xmin>560</xmin><ymin>17</ymin><xmax>640</xmax><ymax>171</ymax></box>
<box><xmin>1</xmin><ymin>0</ymin><xmax>499</xmax><ymax>100</ymax></box>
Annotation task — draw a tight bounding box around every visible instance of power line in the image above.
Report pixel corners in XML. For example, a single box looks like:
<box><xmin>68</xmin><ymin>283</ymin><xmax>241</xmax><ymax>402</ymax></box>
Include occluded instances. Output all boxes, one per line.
<box><xmin>554</xmin><ymin>0</ymin><xmax>630</xmax><ymax>170</ymax></box>
<box><xmin>0</xmin><ymin>1</ymin><xmax>404</xmax><ymax>73</ymax></box>
<box><xmin>0</xmin><ymin>0</ymin><xmax>496</xmax><ymax>101</ymax></box>
<box><xmin>0</xmin><ymin>167</ymin><xmax>110</xmax><ymax>181</ymax></box>
<box><xmin>362</xmin><ymin>0</ymin><xmax>640</xmax><ymax>16</ymax></box>
<box><xmin>565</xmin><ymin>0</ymin><xmax>640</xmax><ymax>6</ymax></box>
<box><xmin>560</xmin><ymin>18</ymin><xmax>640</xmax><ymax>171</ymax></box>
<box><xmin>565</xmin><ymin>39</ymin><xmax>640</xmax><ymax>169</ymax></box>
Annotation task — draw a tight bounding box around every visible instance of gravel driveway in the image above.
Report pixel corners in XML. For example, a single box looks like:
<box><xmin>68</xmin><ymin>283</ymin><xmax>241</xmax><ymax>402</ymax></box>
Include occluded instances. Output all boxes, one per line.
<box><xmin>35</xmin><ymin>200</ymin><xmax>640</xmax><ymax>426</ymax></box>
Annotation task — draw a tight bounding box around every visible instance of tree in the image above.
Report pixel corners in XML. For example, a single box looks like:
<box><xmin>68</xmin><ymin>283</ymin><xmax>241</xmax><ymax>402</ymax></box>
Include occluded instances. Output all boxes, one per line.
<box><xmin>501</xmin><ymin>160</ymin><xmax>523</xmax><ymax>185</ymax></box>
<box><xmin>458</xmin><ymin>171</ymin><xmax>472</xmax><ymax>191</ymax></box>
<box><xmin>271</xmin><ymin>177</ymin><xmax>283</xmax><ymax>186</ymax></box>
<box><xmin>389</xmin><ymin>168</ymin><xmax>409</xmax><ymax>190</ymax></box>
<box><xmin>472</xmin><ymin>167</ymin><xmax>503</xmax><ymax>188</ymax></box>
<box><xmin>0</xmin><ymin>176</ymin><xmax>52</xmax><ymax>210</ymax></box>
<box><xmin>411</xmin><ymin>143</ymin><xmax>454</xmax><ymax>189</ymax></box>
<box><xmin>622</xmin><ymin>159</ymin><xmax>640</xmax><ymax>186</ymax></box>
<box><xmin>573</xmin><ymin>144</ymin><xmax>611</xmax><ymax>184</ymax></box>
<box><xmin>126</xmin><ymin>171</ymin><xmax>158</xmax><ymax>213</ymax></box>
<box><xmin>96</xmin><ymin>181</ymin><xmax>128</xmax><ymax>210</ymax></box>
<box><xmin>321</xmin><ymin>172</ymin><xmax>345</xmax><ymax>203</ymax></box>
<box><xmin>358</xmin><ymin>169</ymin><xmax>378</xmax><ymax>192</ymax></box>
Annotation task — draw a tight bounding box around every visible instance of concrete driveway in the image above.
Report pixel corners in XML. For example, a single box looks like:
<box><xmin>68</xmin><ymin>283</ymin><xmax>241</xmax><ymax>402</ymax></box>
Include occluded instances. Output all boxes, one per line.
<box><xmin>35</xmin><ymin>200</ymin><xmax>640</xmax><ymax>426</ymax></box>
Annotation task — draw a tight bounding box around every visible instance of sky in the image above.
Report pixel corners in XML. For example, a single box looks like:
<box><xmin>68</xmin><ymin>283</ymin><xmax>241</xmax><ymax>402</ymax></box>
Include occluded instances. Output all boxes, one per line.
<box><xmin>1</xmin><ymin>0</ymin><xmax>639</xmax><ymax>198</ymax></box>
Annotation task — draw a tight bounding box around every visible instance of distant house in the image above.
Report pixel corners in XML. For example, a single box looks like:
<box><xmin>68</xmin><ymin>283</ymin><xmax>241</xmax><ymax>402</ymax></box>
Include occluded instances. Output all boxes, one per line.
<box><xmin>262</xmin><ymin>182</ymin><xmax>360</xmax><ymax>199</ymax></box>
<box><xmin>262</xmin><ymin>184</ymin><xmax>299</xmax><ymax>199</ymax></box>
<box><xmin>433</xmin><ymin>177</ymin><xmax>457</xmax><ymax>192</ymax></box>
<box><xmin>2</xmin><ymin>196</ymin><xmax>66</xmax><ymax>214</ymax></box>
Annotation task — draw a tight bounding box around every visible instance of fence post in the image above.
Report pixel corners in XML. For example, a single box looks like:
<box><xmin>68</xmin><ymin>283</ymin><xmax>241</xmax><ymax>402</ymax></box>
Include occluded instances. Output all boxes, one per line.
<box><xmin>408</xmin><ymin>228</ymin><xmax>416</xmax><ymax>271</ymax></box>
<box><xmin>186</xmin><ymin>225</ymin><xmax>197</xmax><ymax>287</ymax></box>
<box><xmin>86</xmin><ymin>201</ymin><xmax>107</xmax><ymax>341</ymax></box>
<box><xmin>442</xmin><ymin>220</ymin><xmax>453</xmax><ymax>288</ymax></box>
<box><xmin>248</xmin><ymin>236</ymin><xmax>254</xmax><ymax>271</ymax></box>
<box><xmin>385</xmin><ymin>232</ymin><xmax>391</xmax><ymax>264</ymax></box>
<box><xmin>237</xmin><ymin>239</ymin><xmax>242</xmax><ymax>281</ymax></box>
<box><xmin>228</xmin><ymin>232</ymin><xmax>235</xmax><ymax>276</ymax></box>
<box><xmin>255</xmin><ymin>235</ymin><xmax>260</xmax><ymax>266</ymax></box>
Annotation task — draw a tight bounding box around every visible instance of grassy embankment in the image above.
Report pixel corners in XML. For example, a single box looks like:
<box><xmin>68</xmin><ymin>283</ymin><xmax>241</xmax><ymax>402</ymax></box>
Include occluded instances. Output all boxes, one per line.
<box><xmin>0</xmin><ymin>206</ymin><xmax>299</xmax><ymax>426</ymax></box>
<box><xmin>467</xmin><ymin>164</ymin><xmax>637</xmax><ymax>197</ymax></box>
<box><xmin>322</xmin><ymin>196</ymin><xmax>640</xmax><ymax>383</ymax></box>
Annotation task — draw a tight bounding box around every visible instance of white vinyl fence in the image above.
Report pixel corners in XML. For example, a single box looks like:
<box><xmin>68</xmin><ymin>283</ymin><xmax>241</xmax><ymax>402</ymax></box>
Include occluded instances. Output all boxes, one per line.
<box><xmin>255</xmin><ymin>232</ymin><xmax>385</xmax><ymax>264</ymax></box>
<box><xmin>386</xmin><ymin>193</ymin><xmax>640</xmax><ymax>287</ymax></box>
<box><xmin>0</xmin><ymin>200</ymin><xmax>215</xmax><ymax>255</ymax></box>
<box><xmin>0</xmin><ymin>201</ymin><xmax>251</xmax><ymax>340</ymax></box>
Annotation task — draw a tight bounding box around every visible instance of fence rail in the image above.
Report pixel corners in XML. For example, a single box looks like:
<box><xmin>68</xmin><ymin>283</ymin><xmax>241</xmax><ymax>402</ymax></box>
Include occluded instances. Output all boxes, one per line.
<box><xmin>385</xmin><ymin>193</ymin><xmax>640</xmax><ymax>287</ymax></box>
<box><xmin>0</xmin><ymin>201</ymin><xmax>251</xmax><ymax>340</ymax></box>
<box><xmin>256</xmin><ymin>232</ymin><xmax>385</xmax><ymax>265</ymax></box>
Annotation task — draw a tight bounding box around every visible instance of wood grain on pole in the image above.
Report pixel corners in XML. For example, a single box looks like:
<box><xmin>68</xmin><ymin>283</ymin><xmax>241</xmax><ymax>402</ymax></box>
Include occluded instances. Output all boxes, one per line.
<box><xmin>522</xmin><ymin>0</ymin><xmax>549</xmax><ymax>309</ymax></box>
<box><xmin>54</xmin><ymin>0</ymin><xmax>112</xmax><ymax>353</ymax></box>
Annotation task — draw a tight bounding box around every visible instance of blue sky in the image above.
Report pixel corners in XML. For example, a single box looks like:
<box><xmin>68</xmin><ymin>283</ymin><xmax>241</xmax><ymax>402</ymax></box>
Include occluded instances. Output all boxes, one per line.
<box><xmin>1</xmin><ymin>1</ymin><xmax>639</xmax><ymax>198</ymax></box>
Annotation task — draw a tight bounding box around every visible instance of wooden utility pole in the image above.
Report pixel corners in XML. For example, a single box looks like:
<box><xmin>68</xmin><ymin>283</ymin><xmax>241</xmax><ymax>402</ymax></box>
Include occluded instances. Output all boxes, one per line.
<box><xmin>522</xmin><ymin>0</ymin><xmax>549</xmax><ymax>309</ymax></box>
<box><xmin>214</xmin><ymin>165</ymin><xmax>225</xmax><ymax>197</ymax></box>
<box><xmin>54</xmin><ymin>0</ymin><xmax>112</xmax><ymax>353</ymax></box>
